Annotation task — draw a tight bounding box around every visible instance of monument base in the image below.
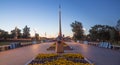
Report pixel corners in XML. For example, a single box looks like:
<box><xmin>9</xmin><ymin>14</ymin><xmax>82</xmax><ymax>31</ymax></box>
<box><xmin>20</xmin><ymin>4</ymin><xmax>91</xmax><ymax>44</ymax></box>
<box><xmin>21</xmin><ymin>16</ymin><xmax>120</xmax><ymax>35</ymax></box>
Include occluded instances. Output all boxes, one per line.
<box><xmin>55</xmin><ymin>41</ymin><xmax>64</xmax><ymax>53</ymax></box>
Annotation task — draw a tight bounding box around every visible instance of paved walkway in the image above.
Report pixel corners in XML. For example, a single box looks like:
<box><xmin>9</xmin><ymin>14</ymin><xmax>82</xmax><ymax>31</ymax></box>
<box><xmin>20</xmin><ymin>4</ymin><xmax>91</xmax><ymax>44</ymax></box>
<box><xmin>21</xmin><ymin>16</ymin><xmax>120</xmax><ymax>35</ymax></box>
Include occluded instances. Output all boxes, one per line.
<box><xmin>0</xmin><ymin>42</ymin><xmax>54</xmax><ymax>65</ymax></box>
<box><xmin>0</xmin><ymin>42</ymin><xmax>120</xmax><ymax>65</ymax></box>
<box><xmin>65</xmin><ymin>42</ymin><xmax>120</xmax><ymax>65</ymax></box>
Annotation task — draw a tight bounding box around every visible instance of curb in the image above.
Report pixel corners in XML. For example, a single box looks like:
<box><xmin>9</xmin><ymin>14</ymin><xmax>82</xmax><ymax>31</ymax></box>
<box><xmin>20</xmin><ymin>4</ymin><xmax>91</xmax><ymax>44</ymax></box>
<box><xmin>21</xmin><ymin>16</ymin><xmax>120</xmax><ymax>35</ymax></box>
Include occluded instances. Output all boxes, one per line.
<box><xmin>84</xmin><ymin>58</ymin><xmax>94</xmax><ymax>65</ymax></box>
<box><xmin>25</xmin><ymin>57</ymin><xmax>35</xmax><ymax>65</ymax></box>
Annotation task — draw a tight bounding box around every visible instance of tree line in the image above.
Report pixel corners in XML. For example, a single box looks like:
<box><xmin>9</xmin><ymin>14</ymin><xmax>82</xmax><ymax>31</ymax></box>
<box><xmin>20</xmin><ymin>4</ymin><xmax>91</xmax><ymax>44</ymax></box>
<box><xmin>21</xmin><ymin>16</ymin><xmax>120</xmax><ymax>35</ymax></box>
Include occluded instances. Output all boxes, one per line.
<box><xmin>0</xmin><ymin>25</ymin><xmax>30</xmax><ymax>39</ymax></box>
<box><xmin>71</xmin><ymin>20</ymin><xmax>120</xmax><ymax>43</ymax></box>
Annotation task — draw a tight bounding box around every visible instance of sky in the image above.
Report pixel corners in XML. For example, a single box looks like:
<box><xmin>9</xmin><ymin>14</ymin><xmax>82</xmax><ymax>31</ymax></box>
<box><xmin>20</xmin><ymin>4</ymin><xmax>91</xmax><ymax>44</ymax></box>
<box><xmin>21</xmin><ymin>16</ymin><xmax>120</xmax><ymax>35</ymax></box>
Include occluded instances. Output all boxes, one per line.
<box><xmin>0</xmin><ymin>0</ymin><xmax>120</xmax><ymax>38</ymax></box>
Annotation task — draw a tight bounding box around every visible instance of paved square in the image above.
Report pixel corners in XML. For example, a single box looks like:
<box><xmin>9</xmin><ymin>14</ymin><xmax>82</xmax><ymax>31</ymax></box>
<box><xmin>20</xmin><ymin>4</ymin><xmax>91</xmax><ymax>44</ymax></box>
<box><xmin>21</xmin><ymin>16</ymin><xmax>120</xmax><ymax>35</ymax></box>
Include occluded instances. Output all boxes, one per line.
<box><xmin>0</xmin><ymin>42</ymin><xmax>120</xmax><ymax>65</ymax></box>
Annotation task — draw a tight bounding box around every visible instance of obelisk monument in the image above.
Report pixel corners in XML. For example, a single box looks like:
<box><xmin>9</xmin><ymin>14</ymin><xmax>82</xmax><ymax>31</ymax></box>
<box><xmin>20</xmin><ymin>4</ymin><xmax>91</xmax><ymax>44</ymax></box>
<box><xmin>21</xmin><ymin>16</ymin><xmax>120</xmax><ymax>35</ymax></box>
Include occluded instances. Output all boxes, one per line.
<box><xmin>55</xmin><ymin>5</ymin><xmax>64</xmax><ymax>53</ymax></box>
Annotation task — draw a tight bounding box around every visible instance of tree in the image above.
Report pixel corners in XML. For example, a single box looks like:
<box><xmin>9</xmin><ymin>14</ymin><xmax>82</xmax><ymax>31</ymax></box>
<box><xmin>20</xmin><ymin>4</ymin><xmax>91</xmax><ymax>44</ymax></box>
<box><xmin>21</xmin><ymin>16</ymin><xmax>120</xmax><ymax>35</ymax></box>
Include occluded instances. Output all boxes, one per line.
<box><xmin>0</xmin><ymin>29</ymin><xmax>5</xmax><ymax>39</ymax></box>
<box><xmin>89</xmin><ymin>25</ymin><xmax>118</xmax><ymax>42</ymax></box>
<box><xmin>116</xmin><ymin>19</ymin><xmax>120</xmax><ymax>31</ymax></box>
<box><xmin>115</xmin><ymin>19</ymin><xmax>120</xmax><ymax>41</ymax></box>
<box><xmin>70</xmin><ymin>21</ymin><xmax>84</xmax><ymax>41</ymax></box>
<box><xmin>0</xmin><ymin>29</ymin><xmax>9</xmax><ymax>39</ymax></box>
<box><xmin>10</xmin><ymin>27</ymin><xmax>22</xmax><ymax>38</ymax></box>
<box><xmin>23</xmin><ymin>25</ymin><xmax>30</xmax><ymax>38</ymax></box>
<box><xmin>35</xmin><ymin>33</ymin><xmax>40</xmax><ymax>40</ymax></box>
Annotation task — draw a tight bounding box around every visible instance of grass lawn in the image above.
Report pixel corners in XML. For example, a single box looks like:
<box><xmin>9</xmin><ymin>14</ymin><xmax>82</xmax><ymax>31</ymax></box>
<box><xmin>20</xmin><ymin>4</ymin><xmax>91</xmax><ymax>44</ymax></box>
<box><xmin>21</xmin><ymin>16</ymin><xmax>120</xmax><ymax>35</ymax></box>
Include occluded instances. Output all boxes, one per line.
<box><xmin>0</xmin><ymin>42</ymin><xmax>11</xmax><ymax>46</ymax></box>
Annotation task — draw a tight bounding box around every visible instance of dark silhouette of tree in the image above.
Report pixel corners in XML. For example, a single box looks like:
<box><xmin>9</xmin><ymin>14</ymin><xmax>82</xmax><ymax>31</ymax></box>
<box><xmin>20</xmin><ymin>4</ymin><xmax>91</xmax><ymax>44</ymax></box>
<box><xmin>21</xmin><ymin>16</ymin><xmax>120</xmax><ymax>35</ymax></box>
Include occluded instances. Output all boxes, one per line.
<box><xmin>23</xmin><ymin>25</ymin><xmax>30</xmax><ymax>38</ymax></box>
<box><xmin>10</xmin><ymin>28</ymin><xmax>22</xmax><ymax>38</ymax></box>
<box><xmin>35</xmin><ymin>33</ymin><xmax>40</xmax><ymax>40</ymax></box>
<box><xmin>116</xmin><ymin>19</ymin><xmax>120</xmax><ymax>31</ymax></box>
<box><xmin>0</xmin><ymin>29</ymin><xmax>9</xmax><ymax>39</ymax></box>
<box><xmin>70</xmin><ymin>21</ymin><xmax>84</xmax><ymax>41</ymax></box>
<box><xmin>115</xmin><ymin>19</ymin><xmax>120</xmax><ymax>41</ymax></box>
<box><xmin>89</xmin><ymin>25</ymin><xmax>119</xmax><ymax>42</ymax></box>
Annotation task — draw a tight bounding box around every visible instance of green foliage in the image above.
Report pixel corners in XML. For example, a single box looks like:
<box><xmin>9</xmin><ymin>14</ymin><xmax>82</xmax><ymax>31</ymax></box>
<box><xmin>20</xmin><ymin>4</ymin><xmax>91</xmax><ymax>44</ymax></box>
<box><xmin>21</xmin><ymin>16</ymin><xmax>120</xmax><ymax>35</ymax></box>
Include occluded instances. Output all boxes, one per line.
<box><xmin>23</xmin><ymin>25</ymin><xmax>30</xmax><ymax>38</ymax></box>
<box><xmin>0</xmin><ymin>41</ymin><xmax>32</xmax><ymax>46</ymax></box>
<box><xmin>89</xmin><ymin>25</ymin><xmax>119</xmax><ymax>42</ymax></box>
<box><xmin>0</xmin><ymin>42</ymin><xmax>11</xmax><ymax>46</ymax></box>
<box><xmin>116</xmin><ymin>19</ymin><xmax>120</xmax><ymax>31</ymax></box>
<box><xmin>71</xmin><ymin>21</ymin><xmax>84</xmax><ymax>41</ymax></box>
<box><xmin>0</xmin><ymin>29</ymin><xmax>9</xmax><ymax>39</ymax></box>
<box><xmin>10</xmin><ymin>27</ymin><xmax>22</xmax><ymax>38</ymax></box>
<box><xmin>115</xmin><ymin>19</ymin><xmax>120</xmax><ymax>41</ymax></box>
<box><xmin>35</xmin><ymin>33</ymin><xmax>40</xmax><ymax>40</ymax></box>
<box><xmin>0</xmin><ymin>26</ymin><xmax>31</xmax><ymax>39</ymax></box>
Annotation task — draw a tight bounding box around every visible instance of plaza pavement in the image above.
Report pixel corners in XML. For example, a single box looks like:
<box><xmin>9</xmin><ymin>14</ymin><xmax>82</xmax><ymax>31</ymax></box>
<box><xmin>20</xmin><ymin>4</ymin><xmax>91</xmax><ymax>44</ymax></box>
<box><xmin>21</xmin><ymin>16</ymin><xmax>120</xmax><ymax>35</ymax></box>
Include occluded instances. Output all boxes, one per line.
<box><xmin>0</xmin><ymin>42</ymin><xmax>54</xmax><ymax>65</ymax></box>
<box><xmin>0</xmin><ymin>41</ymin><xmax>120</xmax><ymax>65</ymax></box>
<box><xmin>65</xmin><ymin>41</ymin><xmax>120</xmax><ymax>65</ymax></box>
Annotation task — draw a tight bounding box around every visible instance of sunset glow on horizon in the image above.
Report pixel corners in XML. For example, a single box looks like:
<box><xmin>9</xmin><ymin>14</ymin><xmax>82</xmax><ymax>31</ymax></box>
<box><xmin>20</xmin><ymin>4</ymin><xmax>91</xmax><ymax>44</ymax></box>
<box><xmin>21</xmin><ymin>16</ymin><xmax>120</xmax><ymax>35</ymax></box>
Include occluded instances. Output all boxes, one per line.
<box><xmin>0</xmin><ymin>0</ymin><xmax>120</xmax><ymax>38</ymax></box>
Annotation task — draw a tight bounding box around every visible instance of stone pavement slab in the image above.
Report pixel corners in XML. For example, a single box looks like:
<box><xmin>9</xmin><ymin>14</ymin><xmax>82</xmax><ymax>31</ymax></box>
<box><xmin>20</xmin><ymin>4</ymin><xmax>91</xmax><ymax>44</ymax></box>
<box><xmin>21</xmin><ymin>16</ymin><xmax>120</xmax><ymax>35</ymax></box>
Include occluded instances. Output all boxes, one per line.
<box><xmin>65</xmin><ymin>42</ymin><xmax>120</xmax><ymax>65</ymax></box>
<box><xmin>0</xmin><ymin>42</ymin><xmax>120</xmax><ymax>65</ymax></box>
<box><xmin>0</xmin><ymin>42</ymin><xmax>54</xmax><ymax>65</ymax></box>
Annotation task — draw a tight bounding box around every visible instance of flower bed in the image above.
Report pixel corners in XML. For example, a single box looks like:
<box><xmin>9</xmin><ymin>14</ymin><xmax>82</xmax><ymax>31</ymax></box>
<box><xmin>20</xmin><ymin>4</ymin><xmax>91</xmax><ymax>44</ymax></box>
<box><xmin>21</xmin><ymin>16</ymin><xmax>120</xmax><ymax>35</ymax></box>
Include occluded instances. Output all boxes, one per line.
<box><xmin>47</xmin><ymin>42</ymin><xmax>73</xmax><ymax>50</ymax></box>
<box><xmin>27</xmin><ymin>53</ymin><xmax>93</xmax><ymax>65</ymax></box>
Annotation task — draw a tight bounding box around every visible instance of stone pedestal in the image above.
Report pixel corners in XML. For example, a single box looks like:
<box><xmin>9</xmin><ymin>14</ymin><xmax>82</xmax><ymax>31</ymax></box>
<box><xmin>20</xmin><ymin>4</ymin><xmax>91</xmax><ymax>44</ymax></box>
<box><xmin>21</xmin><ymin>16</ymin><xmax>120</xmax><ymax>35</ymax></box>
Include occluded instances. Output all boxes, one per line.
<box><xmin>55</xmin><ymin>41</ymin><xmax>64</xmax><ymax>53</ymax></box>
